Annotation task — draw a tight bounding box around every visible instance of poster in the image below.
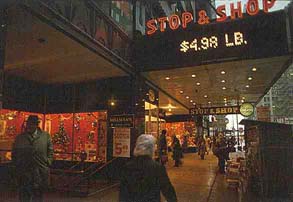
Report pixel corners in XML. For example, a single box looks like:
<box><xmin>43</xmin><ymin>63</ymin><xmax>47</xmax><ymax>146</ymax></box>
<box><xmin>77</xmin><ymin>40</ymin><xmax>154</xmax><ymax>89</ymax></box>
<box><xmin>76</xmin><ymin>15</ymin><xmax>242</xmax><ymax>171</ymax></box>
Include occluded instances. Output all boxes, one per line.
<box><xmin>113</xmin><ymin>128</ymin><xmax>130</xmax><ymax>158</ymax></box>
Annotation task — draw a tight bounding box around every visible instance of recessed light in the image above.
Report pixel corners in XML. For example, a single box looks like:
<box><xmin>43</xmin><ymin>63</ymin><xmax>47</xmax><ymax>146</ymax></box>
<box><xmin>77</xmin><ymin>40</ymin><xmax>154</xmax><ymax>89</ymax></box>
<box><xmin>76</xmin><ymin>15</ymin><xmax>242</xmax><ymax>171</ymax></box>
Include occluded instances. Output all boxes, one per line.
<box><xmin>242</xmin><ymin>97</ymin><xmax>245</xmax><ymax>100</ymax></box>
<box><xmin>192</xmin><ymin>74</ymin><xmax>196</xmax><ymax>78</ymax></box>
<box><xmin>252</xmin><ymin>67</ymin><xmax>257</xmax><ymax>72</ymax></box>
<box><xmin>246</xmin><ymin>85</ymin><xmax>250</xmax><ymax>88</ymax></box>
<box><xmin>180</xmin><ymin>90</ymin><xmax>184</xmax><ymax>94</ymax></box>
<box><xmin>110</xmin><ymin>102</ymin><xmax>115</xmax><ymax>106</ymax></box>
<box><xmin>221</xmin><ymin>80</ymin><xmax>226</xmax><ymax>83</ymax></box>
<box><xmin>165</xmin><ymin>76</ymin><xmax>170</xmax><ymax>80</ymax></box>
<box><xmin>241</xmin><ymin>100</ymin><xmax>245</xmax><ymax>103</ymax></box>
<box><xmin>196</xmin><ymin>82</ymin><xmax>200</xmax><ymax>86</ymax></box>
<box><xmin>222</xmin><ymin>87</ymin><xmax>226</xmax><ymax>90</ymax></box>
<box><xmin>168</xmin><ymin>108</ymin><xmax>172</xmax><ymax>112</ymax></box>
<box><xmin>225</xmin><ymin>103</ymin><xmax>227</xmax><ymax>106</ymax></box>
<box><xmin>272</xmin><ymin>105</ymin><xmax>276</xmax><ymax>108</ymax></box>
<box><xmin>193</xmin><ymin>103</ymin><xmax>196</xmax><ymax>105</ymax></box>
<box><xmin>190</xmin><ymin>100</ymin><xmax>193</xmax><ymax>103</ymax></box>
<box><xmin>186</xmin><ymin>96</ymin><xmax>189</xmax><ymax>99</ymax></box>
<box><xmin>204</xmin><ymin>95</ymin><xmax>208</xmax><ymax>98</ymax></box>
<box><xmin>224</xmin><ymin>98</ymin><xmax>227</xmax><ymax>101</ymax></box>
<box><xmin>208</xmin><ymin>101</ymin><xmax>211</xmax><ymax>104</ymax></box>
<box><xmin>221</xmin><ymin>71</ymin><xmax>226</xmax><ymax>75</ymax></box>
<box><xmin>248</xmin><ymin>77</ymin><xmax>253</xmax><ymax>81</ymax></box>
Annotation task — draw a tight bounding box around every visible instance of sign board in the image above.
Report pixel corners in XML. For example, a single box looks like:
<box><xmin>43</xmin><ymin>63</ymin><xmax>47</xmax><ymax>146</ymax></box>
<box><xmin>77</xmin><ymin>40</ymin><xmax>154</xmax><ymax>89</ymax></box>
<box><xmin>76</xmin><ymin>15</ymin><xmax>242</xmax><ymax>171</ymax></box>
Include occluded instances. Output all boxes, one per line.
<box><xmin>257</xmin><ymin>106</ymin><xmax>271</xmax><ymax>122</ymax></box>
<box><xmin>109</xmin><ymin>114</ymin><xmax>134</xmax><ymax>128</ymax></box>
<box><xmin>190</xmin><ymin>106</ymin><xmax>239</xmax><ymax>115</ymax></box>
<box><xmin>240</xmin><ymin>103</ymin><xmax>254</xmax><ymax>117</ymax></box>
<box><xmin>137</xmin><ymin>11</ymin><xmax>289</xmax><ymax>71</ymax></box>
<box><xmin>113</xmin><ymin>128</ymin><xmax>131</xmax><ymax>158</ymax></box>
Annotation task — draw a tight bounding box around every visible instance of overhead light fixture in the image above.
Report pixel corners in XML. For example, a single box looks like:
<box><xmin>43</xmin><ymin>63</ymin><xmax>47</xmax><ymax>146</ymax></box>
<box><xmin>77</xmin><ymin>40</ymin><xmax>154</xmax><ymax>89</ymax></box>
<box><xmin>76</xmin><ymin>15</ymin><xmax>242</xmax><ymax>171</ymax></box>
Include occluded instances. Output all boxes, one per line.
<box><xmin>225</xmin><ymin>103</ymin><xmax>227</xmax><ymax>106</ymax></box>
<box><xmin>186</xmin><ymin>96</ymin><xmax>189</xmax><ymax>99</ymax></box>
<box><xmin>110</xmin><ymin>101</ymin><xmax>115</xmax><ymax>106</ymax></box>
<box><xmin>246</xmin><ymin>85</ymin><xmax>250</xmax><ymax>88</ymax></box>
<box><xmin>252</xmin><ymin>67</ymin><xmax>257</xmax><ymax>72</ymax></box>
<box><xmin>193</xmin><ymin>103</ymin><xmax>196</xmax><ymax>106</ymax></box>
<box><xmin>221</xmin><ymin>71</ymin><xmax>226</xmax><ymax>75</ymax></box>
<box><xmin>204</xmin><ymin>95</ymin><xmax>208</xmax><ymax>98</ymax></box>
<box><xmin>190</xmin><ymin>100</ymin><xmax>193</xmax><ymax>103</ymax></box>
<box><xmin>221</xmin><ymin>80</ymin><xmax>226</xmax><ymax>83</ymax></box>
<box><xmin>222</xmin><ymin>87</ymin><xmax>226</xmax><ymax>90</ymax></box>
<box><xmin>208</xmin><ymin>101</ymin><xmax>211</xmax><ymax>104</ymax></box>
<box><xmin>165</xmin><ymin>76</ymin><xmax>170</xmax><ymax>80</ymax></box>
<box><xmin>248</xmin><ymin>77</ymin><xmax>253</xmax><ymax>81</ymax></box>
<box><xmin>196</xmin><ymin>82</ymin><xmax>200</xmax><ymax>86</ymax></box>
<box><xmin>242</xmin><ymin>97</ymin><xmax>245</xmax><ymax>100</ymax></box>
<box><xmin>168</xmin><ymin>108</ymin><xmax>172</xmax><ymax>112</ymax></box>
<box><xmin>192</xmin><ymin>74</ymin><xmax>196</xmax><ymax>78</ymax></box>
<box><xmin>180</xmin><ymin>90</ymin><xmax>184</xmax><ymax>94</ymax></box>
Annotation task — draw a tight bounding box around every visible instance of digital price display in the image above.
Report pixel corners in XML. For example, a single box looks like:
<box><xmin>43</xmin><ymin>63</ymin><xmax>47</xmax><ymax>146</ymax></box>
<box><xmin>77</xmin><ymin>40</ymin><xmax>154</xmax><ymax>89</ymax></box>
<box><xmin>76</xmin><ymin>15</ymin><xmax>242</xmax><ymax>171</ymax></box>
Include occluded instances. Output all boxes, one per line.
<box><xmin>136</xmin><ymin>11</ymin><xmax>289</xmax><ymax>71</ymax></box>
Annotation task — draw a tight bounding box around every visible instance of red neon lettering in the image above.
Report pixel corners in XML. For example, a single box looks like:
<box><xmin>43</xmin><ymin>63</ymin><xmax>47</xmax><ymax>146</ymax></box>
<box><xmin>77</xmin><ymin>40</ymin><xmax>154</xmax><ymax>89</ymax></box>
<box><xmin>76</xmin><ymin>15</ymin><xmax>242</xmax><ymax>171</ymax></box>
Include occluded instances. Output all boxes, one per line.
<box><xmin>230</xmin><ymin>2</ymin><xmax>243</xmax><ymax>20</ymax></box>
<box><xmin>158</xmin><ymin>17</ymin><xmax>168</xmax><ymax>32</ymax></box>
<box><xmin>182</xmin><ymin>12</ymin><xmax>193</xmax><ymax>29</ymax></box>
<box><xmin>247</xmin><ymin>0</ymin><xmax>260</xmax><ymax>16</ymax></box>
<box><xmin>146</xmin><ymin>19</ymin><xmax>157</xmax><ymax>35</ymax></box>
<box><xmin>216</xmin><ymin>5</ymin><xmax>227</xmax><ymax>22</ymax></box>
<box><xmin>169</xmin><ymin>14</ymin><xmax>180</xmax><ymax>30</ymax></box>
<box><xmin>263</xmin><ymin>0</ymin><xmax>276</xmax><ymax>13</ymax></box>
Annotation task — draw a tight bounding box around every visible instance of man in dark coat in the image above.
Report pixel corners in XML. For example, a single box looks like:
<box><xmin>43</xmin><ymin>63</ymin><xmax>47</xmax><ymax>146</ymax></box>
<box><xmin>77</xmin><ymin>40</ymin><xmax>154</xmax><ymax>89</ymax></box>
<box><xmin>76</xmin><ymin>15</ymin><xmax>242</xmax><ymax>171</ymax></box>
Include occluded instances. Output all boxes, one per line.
<box><xmin>158</xmin><ymin>129</ymin><xmax>168</xmax><ymax>165</ymax></box>
<box><xmin>12</xmin><ymin>115</ymin><xmax>54</xmax><ymax>202</ymax></box>
<box><xmin>119</xmin><ymin>134</ymin><xmax>177</xmax><ymax>202</ymax></box>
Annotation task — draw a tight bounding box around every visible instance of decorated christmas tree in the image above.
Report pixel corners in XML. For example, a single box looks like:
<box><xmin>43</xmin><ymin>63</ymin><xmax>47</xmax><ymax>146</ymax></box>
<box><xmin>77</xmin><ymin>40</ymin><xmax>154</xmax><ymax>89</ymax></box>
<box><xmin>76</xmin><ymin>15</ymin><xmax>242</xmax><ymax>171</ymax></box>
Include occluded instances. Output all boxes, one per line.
<box><xmin>52</xmin><ymin>120</ymin><xmax>70</xmax><ymax>150</ymax></box>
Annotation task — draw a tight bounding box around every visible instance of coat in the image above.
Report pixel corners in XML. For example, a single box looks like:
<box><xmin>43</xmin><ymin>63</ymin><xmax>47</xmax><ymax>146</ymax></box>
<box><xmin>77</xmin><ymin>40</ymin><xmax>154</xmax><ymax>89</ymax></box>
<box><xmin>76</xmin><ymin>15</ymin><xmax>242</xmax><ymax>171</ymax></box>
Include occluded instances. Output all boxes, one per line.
<box><xmin>119</xmin><ymin>155</ymin><xmax>177</xmax><ymax>202</ymax></box>
<box><xmin>12</xmin><ymin>128</ymin><xmax>54</xmax><ymax>189</ymax></box>
<box><xmin>172</xmin><ymin>137</ymin><xmax>182</xmax><ymax>160</ymax></box>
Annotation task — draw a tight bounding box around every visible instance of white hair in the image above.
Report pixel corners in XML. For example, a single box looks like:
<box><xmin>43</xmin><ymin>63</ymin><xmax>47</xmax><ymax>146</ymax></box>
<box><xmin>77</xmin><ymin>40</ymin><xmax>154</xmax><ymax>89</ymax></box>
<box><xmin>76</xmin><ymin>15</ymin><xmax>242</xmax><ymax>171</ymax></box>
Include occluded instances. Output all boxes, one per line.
<box><xmin>133</xmin><ymin>134</ymin><xmax>156</xmax><ymax>157</ymax></box>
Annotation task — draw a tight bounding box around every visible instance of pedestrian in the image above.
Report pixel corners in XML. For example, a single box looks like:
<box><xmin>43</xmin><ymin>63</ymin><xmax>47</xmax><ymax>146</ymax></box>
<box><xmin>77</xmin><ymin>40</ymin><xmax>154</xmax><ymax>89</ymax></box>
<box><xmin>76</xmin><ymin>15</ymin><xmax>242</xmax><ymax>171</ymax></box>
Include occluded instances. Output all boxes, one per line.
<box><xmin>158</xmin><ymin>129</ymin><xmax>168</xmax><ymax>165</ymax></box>
<box><xmin>119</xmin><ymin>134</ymin><xmax>177</xmax><ymax>202</ymax></box>
<box><xmin>172</xmin><ymin>135</ymin><xmax>182</xmax><ymax>167</ymax></box>
<box><xmin>198</xmin><ymin>139</ymin><xmax>206</xmax><ymax>160</ymax></box>
<box><xmin>12</xmin><ymin>115</ymin><xmax>54</xmax><ymax>202</ymax></box>
<box><xmin>213</xmin><ymin>133</ymin><xmax>228</xmax><ymax>173</ymax></box>
<box><xmin>205</xmin><ymin>136</ymin><xmax>211</xmax><ymax>155</ymax></box>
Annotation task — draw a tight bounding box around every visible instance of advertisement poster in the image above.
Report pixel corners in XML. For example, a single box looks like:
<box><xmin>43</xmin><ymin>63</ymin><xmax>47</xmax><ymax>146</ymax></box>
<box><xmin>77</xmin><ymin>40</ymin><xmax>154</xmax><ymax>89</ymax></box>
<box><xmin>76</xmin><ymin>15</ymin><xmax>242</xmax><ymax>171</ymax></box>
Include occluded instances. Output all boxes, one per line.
<box><xmin>113</xmin><ymin>128</ymin><xmax>130</xmax><ymax>158</ymax></box>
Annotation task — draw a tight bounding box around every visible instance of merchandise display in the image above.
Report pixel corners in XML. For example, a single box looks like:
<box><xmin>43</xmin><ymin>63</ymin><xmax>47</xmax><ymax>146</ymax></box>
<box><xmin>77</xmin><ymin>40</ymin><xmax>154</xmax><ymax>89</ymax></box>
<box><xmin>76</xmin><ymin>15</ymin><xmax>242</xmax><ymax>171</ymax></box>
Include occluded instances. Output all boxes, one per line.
<box><xmin>0</xmin><ymin>109</ymin><xmax>107</xmax><ymax>163</ymax></box>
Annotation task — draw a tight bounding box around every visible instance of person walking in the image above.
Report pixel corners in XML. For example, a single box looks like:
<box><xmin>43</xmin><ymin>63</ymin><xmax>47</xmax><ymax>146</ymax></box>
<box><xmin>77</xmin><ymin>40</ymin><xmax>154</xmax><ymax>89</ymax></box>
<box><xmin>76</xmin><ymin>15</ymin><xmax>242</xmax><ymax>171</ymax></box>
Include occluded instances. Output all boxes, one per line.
<box><xmin>12</xmin><ymin>115</ymin><xmax>54</xmax><ymax>202</ymax></box>
<box><xmin>213</xmin><ymin>133</ymin><xmax>228</xmax><ymax>173</ymax></box>
<box><xmin>172</xmin><ymin>135</ymin><xmax>182</xmax><ymax>167</ymax></box>
<box><xmin>158</xmin><ymin>129</ymin><xmax>168</xmax><ymax>165</ymax></box>
<box><xmin>119</xmin><ymin>134</ymin><xmax>177</xmax><ymax>202</ymax></box>
<box><xmin>205</xmin><ymin>136</ymin><xmax>211</xmax><ymax>155</ymax></box>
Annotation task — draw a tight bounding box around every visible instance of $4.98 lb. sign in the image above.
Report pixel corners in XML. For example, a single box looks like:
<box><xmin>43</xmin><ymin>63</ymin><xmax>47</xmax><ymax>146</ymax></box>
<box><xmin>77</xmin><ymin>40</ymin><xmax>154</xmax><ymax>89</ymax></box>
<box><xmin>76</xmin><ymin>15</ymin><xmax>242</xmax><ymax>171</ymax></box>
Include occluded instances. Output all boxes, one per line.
<box><xmin>113</xmin><ymin>128</ymin><xmax>130</xmax><ymax>158</ymax></box>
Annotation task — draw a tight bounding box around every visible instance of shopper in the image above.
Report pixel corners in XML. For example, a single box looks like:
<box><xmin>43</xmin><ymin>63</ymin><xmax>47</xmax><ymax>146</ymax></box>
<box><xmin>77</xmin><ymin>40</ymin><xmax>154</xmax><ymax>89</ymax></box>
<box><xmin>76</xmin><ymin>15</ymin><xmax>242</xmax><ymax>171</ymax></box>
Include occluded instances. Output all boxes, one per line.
<box><xmin>158</xmin><ymin>129</ymin><xmax>168</xmax><ymax>165</ymax></box>
<box><xmin>205</xmin><ymin>136</ymin><xmax>211</xmax><ymax>155</ymax></box>
<box><xmin>213</xmin><ymin>133</ymin><xmax>228</xmax><ymax>174</ymax></box>
<box><xmin>198</xmin><ymin>139</ymin><xmax>206</xmax><ymax>160</ymax></box>
<box><xmin>12</xmin><ymin>115</ymin><xmax>54</xmax><ymax>202</ymax></box>
<box><xmin>172</xmin><ymin>135</ymin><xmax>182</xmax><ymax>167</ymax></box>
<box><xmin>119</xmin><ymin>134</ymin><xmax>177</xmax><ymax>202</ymax></box>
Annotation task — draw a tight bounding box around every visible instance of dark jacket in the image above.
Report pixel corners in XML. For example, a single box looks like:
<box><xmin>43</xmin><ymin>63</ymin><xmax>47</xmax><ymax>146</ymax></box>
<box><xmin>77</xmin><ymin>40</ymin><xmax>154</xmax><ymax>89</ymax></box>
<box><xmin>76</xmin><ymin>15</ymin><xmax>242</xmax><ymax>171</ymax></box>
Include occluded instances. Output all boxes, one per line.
<box><xmin>12</xmin><ymin>128</ymin><xmax>54</xmax><ymax>188</ymax></box>
<box><xmin>119</xmin><ymin>156</ymin><xmax>177</xmax><ymax>202</ymax></box>
<box><xmin>172</xmin><ymin>137</ymin><xmax>182</xmax><ymax>160</ymax></box>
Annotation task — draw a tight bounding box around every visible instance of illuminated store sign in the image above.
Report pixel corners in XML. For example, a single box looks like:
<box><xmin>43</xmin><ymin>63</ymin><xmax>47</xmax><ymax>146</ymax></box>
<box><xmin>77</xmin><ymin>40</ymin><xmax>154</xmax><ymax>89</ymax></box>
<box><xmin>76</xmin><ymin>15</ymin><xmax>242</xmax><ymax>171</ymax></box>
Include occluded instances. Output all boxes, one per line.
<box><xmin>146</xmin><ymin>0</ymin><xmax>277</xmax><ymax>35</ymax></box>
<box><xmin>190</xmin><ymin>106</ymin><xmax>240</xmax><ymax>115</ymax></box>
<box><xmin>109</xmin><ymin>114</ymin><xmax>134</xmax><ymax>128</ymax></box>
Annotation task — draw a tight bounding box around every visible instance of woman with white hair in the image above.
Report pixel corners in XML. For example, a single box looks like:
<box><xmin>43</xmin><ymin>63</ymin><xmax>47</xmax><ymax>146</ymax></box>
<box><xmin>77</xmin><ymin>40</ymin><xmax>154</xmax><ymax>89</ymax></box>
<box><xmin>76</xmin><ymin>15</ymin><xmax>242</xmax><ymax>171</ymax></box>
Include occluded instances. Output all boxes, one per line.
<box><xmin>119</xmin><ymin>134</ymin><xmax>177</xmax><ymax>202</ymax></box>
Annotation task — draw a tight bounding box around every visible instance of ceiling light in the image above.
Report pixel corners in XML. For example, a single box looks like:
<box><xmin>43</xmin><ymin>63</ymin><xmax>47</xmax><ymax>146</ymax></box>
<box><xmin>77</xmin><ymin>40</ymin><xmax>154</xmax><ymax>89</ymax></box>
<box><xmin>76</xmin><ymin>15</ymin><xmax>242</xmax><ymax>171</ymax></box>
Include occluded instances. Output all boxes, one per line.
<box><xmin>193</xmin><ymin>103</ymin><xmax>196</xmax><ymax>106</ymax></box>
<box><xmin>186</xmin><ymin>96</ymin><xmax>189</xmax><ymax>99</ymax></box>
<box><xmin>208</xmin><ymin>101</ymin><xmax>211</xmax><ymax>104</ymax></box>
<box><xmin>241</xmin><ymin>100</ymin><xmax>245</xmax><ymax>103</ymax></box>
<box><xmin>204</xmin><ymin>95</ymin><xmax>208</xmax><ymax>98</ymax></box>
<box><xmin>248</xmin><ymin>77</ymin><xmax>253</xmax><ymax>81</ymax></box>
<box><xmin>192</xmin><ymin>74</ymin><xmax>196</xmax><ymax>78</ymax></box>
<box><xmin>252</xmin><ymin>67</ymin><xmax>257</xmax><ymax>72</ymax></box>
<box><xmin>110</xmin><ymin>102</ymin><xmax>115</xmax><ymax>106</ymax></box>
<box><xmin>165</xmin><ymin>76</ymin><xmax>170</xmax><ymax>80</ymax></box>
<box><xmin>246</xmin><ymin>85</ymin><xmax>250</xmax><ymax>88</ymax></box>
<box><xmin>225</xmin><ymin>103</ymin><xmax>227</xmax><ymax>106</ymax></box>
<box><xmin>190</xmin><ymin>100</ymin><xmax>193</xmax><ymax>103</ymax></box>
<box><xmin>290</xmin><ymin>72</ymin><xmax>293</xmax><ymax>76</ymax></box>
<box><xmin>222</xmin><ymin>87</ymin><xmax>226</xmax><ymax>90</ymax></box>
<box><xmin>168</xmin><ymin>108</ymin><xmax>172</xmax><ymax>112</ymax></box>
<box><xmin>272</xmin><ymin>105</ymin><xmax>276</xmax><ymax>108</ymax></box>
<box><xmin>224</xmin><ymin>98</ymin><xmax>227</xmax><ymax>101</ymax></box>
<box><xmin>221</xmin><ymin>80</ymin><xmax>226</xmax><ymax>83</ymax></box>
<box><xmin>242</xmin><ymin>97</ymin><xmax>245</xmax><ymax>100</ymax></box>
<box><xmin>221</xmin><ymin>71</ymin><xmax>226</xmax><ymax>75</ymax></box>
<box><xmin>180</xmin><ymin>90</ymin><xmax>184</xmax><ymax>94</ymax></box>
<box><xmin>196</xmin><ymin>82</ymin><xmax>200</xmax><ymax>86</ymax></box>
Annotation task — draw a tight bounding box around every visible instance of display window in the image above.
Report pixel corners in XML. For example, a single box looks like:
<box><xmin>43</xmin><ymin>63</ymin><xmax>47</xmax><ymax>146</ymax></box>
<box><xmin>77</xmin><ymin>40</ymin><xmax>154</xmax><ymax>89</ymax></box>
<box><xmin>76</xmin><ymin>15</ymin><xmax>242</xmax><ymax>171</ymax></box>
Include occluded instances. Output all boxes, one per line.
<box><xmin>0</xmin><ymin>109</ymin><xmax>107</xmax><ymax>164</ymax></box>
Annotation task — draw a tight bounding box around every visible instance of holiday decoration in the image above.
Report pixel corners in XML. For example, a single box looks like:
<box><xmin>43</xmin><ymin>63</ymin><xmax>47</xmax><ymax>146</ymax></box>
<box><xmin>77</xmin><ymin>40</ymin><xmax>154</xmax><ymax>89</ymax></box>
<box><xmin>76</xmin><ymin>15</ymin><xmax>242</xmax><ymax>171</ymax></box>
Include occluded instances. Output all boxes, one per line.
<box><xmin>52</xmin><ymin>120</ymin><xmax>70</xmax><ymax>149</ymax></box>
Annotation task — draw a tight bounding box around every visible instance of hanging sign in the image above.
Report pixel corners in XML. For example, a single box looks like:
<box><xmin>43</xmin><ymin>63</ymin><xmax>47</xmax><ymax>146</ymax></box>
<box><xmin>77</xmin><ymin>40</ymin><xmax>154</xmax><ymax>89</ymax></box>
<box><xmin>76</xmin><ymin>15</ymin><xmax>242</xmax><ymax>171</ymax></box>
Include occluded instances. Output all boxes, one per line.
<box><xmin>113</xmin><ymin>128</ymin><xmax>131</xmax><ymax>158</ymax></box>
<box><xmin>190</xmin><ymin>106</ymin><xmax>240</xmax><ymax>115</ymax></box>
<box><xmin>240</xmin><ymin>103</ymin><xmax>254</xmax><ymax>117</ymax></box>
<box><xmin>146</xmin><ymin>0</ymin><xmax>277</xmax><ymax>35</ymax></box>
<box><xmin>109</xmin><ymin>114</ymin><xmax>134</xmax><ymax>128</ymax></box>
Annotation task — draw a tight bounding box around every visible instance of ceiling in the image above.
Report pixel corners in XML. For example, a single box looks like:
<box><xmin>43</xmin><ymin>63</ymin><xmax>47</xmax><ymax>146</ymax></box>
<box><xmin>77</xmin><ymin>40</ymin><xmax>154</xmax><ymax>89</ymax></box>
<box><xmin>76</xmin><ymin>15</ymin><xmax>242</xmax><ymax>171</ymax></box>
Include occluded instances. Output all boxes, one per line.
<box><xmin>144</xmin><ymin>55</ymin><xmax>292</xmax><ymax>114</ymax></box>
<box><xmin>4</xmin><ymin>7</ymin><xmax>127</xmax><ymax>84</ymax></box>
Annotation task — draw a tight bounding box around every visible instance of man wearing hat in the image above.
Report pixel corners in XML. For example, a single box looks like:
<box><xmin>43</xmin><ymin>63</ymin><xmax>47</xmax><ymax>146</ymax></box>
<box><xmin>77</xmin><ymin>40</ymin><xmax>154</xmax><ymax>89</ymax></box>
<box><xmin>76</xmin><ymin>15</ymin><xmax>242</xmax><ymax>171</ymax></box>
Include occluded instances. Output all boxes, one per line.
<box><xmin>12</xmin><ymin>115</ymin><xmax>53</xmax><ymax>202</ymax></box>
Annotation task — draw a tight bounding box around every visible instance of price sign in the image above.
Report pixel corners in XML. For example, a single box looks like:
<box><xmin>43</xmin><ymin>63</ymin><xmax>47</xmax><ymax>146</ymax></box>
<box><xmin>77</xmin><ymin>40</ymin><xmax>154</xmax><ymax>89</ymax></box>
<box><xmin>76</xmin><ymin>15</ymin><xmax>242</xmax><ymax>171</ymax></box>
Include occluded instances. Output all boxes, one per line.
<box><xmin>113</xmin><ymin>128</ymin><xmax>130</xmax><ymax>158</ymax></box>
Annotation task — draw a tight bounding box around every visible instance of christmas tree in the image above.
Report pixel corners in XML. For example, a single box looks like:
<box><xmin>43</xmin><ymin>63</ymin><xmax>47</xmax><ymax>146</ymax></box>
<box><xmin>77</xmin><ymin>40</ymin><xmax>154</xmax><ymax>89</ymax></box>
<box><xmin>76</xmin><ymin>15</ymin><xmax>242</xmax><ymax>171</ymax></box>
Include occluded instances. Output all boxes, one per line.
<box><xmin>52</xmin><ymin>120</ymin><xmax>70</xmax><ymax>149</ymax></box>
